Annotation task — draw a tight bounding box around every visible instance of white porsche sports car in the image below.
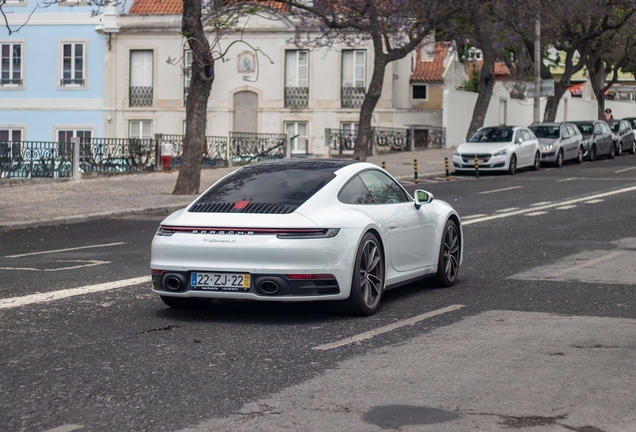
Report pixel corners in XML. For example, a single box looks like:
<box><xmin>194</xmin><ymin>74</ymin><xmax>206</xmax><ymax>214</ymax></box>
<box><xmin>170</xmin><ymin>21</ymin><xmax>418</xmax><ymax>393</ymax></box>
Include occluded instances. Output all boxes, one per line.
<box><xmin>150</xmin><ymin>159</ymin><xmax>463</xmax><ymax>315</ymax></box>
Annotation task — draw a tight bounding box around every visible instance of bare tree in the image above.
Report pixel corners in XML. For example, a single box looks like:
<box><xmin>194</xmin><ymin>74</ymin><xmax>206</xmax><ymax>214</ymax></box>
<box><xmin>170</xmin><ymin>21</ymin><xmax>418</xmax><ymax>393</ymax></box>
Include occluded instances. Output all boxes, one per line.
<box><xmin>585</xmin><ymin>16</ymin><xmax>636</xmax><ymax>119</ymax></box>
<box><xmin>273</xmin><ymin>0</ymin><xmax>459</xmax><ymax>161</ymax></box>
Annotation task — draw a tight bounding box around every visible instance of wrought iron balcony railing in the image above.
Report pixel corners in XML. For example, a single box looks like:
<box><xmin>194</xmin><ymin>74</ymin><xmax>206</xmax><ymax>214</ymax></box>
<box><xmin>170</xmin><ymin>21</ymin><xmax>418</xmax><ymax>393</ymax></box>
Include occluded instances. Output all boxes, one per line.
<box><xmin>129</xmin><ymin>86</ymin><xmax>153</xmax><ymax>107</ymax></box>
<box><xmin>285</xmin><ymin>87</ymin><xmax>309</xmax><ymax>108</ymax></box>
<box><xmin>60</xmin><ymin>78</ymin><xmax>85</xmax><ymax>86</ymax></box>
<box><xmin>341</xmin><ymin>86</ymin><xmax>365</xmax><ymax>108</ymax></box>
<box><xmin>0</xmin><ymin>78</ymin><xmax>23</xmax><ymax>86</ymax></box>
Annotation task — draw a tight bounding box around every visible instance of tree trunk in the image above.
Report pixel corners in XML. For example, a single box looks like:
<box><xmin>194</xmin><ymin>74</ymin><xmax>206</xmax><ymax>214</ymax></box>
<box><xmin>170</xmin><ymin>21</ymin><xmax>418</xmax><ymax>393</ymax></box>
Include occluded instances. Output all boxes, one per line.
<box><xmin>466</xmin><ymin>10</ymin><xmax>496</xmax><ymax>138</ymax></box>
<box><xmin>587</xmin><ymin>59</ymin><xmax>607</xmax><ymax>119</ymax></box>
<box><xmin>543</xmin><ymin>48</ymin><xmax>585</xmax><ymax>123</ymax></box>
<box><xmin>353</xmin><ymin>39</ymin><xmax>387</xmax><ymax>161</ymax></box>
<box><xmin>173</xmin><ymin>0</ymin><xmax>215</xmax><ymax>195</ymax></box>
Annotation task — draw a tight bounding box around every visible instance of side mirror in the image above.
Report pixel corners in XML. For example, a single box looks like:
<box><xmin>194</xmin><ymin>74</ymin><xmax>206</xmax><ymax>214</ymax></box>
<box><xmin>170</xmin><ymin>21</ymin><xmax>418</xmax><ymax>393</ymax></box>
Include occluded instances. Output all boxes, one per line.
<box><xmin>515</xmin><ymin>137</ymin><xmax>523</xmax><ymax>144</ymax></box>
<box><xmin>414</xmin><ymin>189</ymin><xmax>434</xmax><ymax>209</ymax></box>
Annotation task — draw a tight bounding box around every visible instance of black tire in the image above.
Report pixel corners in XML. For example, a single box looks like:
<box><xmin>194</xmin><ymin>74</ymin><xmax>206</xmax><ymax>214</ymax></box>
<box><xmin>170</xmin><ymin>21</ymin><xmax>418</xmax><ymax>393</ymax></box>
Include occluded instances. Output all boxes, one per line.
<box><xmin>554</xmin><ymin>149</ymin><xmax>564</xmax><ymax>168</ymax></box>
<box><xmin>508</xmin><ymin>154</ymin><xmax>517</xmax><ymax>175</ymax></box>
<box><xmin>609</xmin><ymin>143</ymin><xmax>616</xmax><ymax>159</ymax></box>
<box><xmin>617</xmin><ymin>142</ymin><xmax>623</xmax><ymax>156</ymax></box>
<box><xmin>575</xmin><ymin>147</ymin><xmax>583</xmax><ymax>164</ymax></box>
<box><xmin>630</xmin><ymin>141</ymin><xmax>636</xmax><ymax>155</ymax></box>
<box><xmin>532</xmin><ymin>151</ymin><xmax>541</xmax><ymax>171</ymax></box>
<box><xmin>345</xmin><ymin>232</ymin><xmax>385</xmax><ymax>316</ymax></box>
<box><xmin>160</xmin><ymin>296</ymin><xmax>211</xmax><ymax>309</ymax></box>
<box><xmin>589</xmin><ymin>144</ymin><xmax>597</xmax><ymax>161</ymax></box>
<box><xmin>434</xmin><ymin>219</ymin><xmax>461</xmax><ymax>287</ymax></box>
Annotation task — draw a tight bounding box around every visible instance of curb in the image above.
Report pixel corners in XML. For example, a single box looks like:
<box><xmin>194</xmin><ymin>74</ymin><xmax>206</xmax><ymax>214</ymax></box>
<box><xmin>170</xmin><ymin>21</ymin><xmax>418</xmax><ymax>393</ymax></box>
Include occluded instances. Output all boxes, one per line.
<box><xmin>0</xmin><ymin>172</ymin><xmax>449</xmax><ymax>232</ymax></box>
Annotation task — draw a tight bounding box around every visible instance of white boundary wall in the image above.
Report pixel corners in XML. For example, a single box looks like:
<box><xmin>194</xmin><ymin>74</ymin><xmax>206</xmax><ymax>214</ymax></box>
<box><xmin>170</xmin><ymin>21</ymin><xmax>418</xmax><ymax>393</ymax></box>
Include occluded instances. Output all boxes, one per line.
<box><xmin>443</xmin><ymin>88</ymin><xmax>636</xmax><ymax>148</ymax></box>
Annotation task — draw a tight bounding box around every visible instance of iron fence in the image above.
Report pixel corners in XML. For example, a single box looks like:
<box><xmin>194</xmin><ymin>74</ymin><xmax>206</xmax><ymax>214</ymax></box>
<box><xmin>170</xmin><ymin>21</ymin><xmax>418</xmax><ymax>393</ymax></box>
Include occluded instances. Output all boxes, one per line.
<box><xmin>341</xmin><ymin>87</ymin><xmax>365</xmax><ymax>108</ymax></box>
<box><xmin>326</xmin><ymin>128</ymin><xmax>357</xmax><ymax>155</ymax></box>
<box><xmin>285</xmin><ymin>87</ymin><xmax>309</xmax><ymax>108</ymax></box>
<box><xmin>229</xmin><ymin>132</ymin><xmax>287</xmax><ymax>162</ymax></box>
<box><xmin>80</xmin><ymin>138</ymin><xmax>156</xmax><ymax>173</ymax></box>
<box><xmin>0</xmin><ymin>141</ymin><xmax>74</xmax><ymax>178</ymax></box>
<box><xmin>413</xmin><ymin>127</ymin><xmax>446</xmax><ymax>149</ymax></box>
<box><xmin>129</xmin><ymin>86</ymin><xmax>153</xmax><ymax>107</ymax></box>
<box><xmin>373</xmin><ymin>127</ymin><xmax>410</xmax><ymax>151</ymax></box>
<box><xmin>326</xmin><ymin>127</ymin><xmax>412</xmax><ymax>155</ymax></box>
<box><xmin>160</xmin><ymin>134</ymin><xmax>229</xmax><ymax>168</ymax></box>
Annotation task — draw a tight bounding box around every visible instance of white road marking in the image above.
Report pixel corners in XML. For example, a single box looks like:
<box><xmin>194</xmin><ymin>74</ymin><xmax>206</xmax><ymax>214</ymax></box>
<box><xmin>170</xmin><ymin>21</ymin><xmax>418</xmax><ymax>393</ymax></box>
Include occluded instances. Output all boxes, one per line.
<box><xmin>495</xmin><ymin>207</ymin><xmax>521</xmax><ymax>213</ymax></box>
<box><xmin>478</xmin><ymin>186</ymin><xmax>522</xmax><ymax>195</ymax></box>
<box><xmin>556</xmin><ymin>205</ymin><xmax>577</xmax><ymax>210</ymax></box>
<box><xmin>44</xmin><ymin>425</ymin><xmax>84</xmax><ymax>432</ymax></box>
<box><xmin>5</xmin><ymin>242</ymin><xmax>126</xmax><ymax>258</ymax></box>
<box><xmin>312</xmin><ymin>304</ymin><xmax>465</xmax><ymax>351</ymax></box>
<box><xmin>530</xmin><ymin>201</ymin><xmax>552</xmax><ymax>206</ymax></box>
<box><xmin>585</xmin><ymin>199</ymin><xmax>604</xmax><ymax>204</ymax></box>
<box><xmin>460</xmin><ymin>214</ymin><xmax>488</xmax><ymax>220</ymax></box>
<box><xmin>557</xmin><ymin>177</ymin><xmax>578</xmax><ymax>182</ymax></box>
<box><xmin>555</xmin><ymin>251</ymin><xmax>623</xmax><ymax>277</ymax></box>
<box><xmin>615</xmin><ymin>166</ymin><xmax>636</xmax><ymax>174</ymax></box>
<box><xmin>0</xmin><ymin>276</ymin><xmax>150</xmax><ymax>310</ymax></box>
<box><xmin>524</xmin><ymin>211</ymin><xmax>549</xmax><ymax>216</ymax></box>
<box><xmin>0</xmin><ymin>260</ymin><xmax>111</xmax><ymax>272</ymax></box>
<box><xmin>463</xmin><ymin>185</ymin><xmax>636</xmax><ymax>225</ymax></box>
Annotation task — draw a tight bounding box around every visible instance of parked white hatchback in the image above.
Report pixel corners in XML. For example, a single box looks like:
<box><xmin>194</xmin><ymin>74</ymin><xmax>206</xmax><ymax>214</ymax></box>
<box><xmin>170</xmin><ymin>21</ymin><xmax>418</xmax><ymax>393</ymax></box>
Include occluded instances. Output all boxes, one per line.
<box><xmin>453</xmin><ymin>126</ymin><xmax>541</xmax><ymax>175</ymax></box>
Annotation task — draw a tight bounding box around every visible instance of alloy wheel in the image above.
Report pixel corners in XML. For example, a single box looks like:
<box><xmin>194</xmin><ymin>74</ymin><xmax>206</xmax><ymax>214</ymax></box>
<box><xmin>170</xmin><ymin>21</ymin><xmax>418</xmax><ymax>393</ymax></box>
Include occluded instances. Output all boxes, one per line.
<box><xmin>442</xmin><ymin>224</ymin><xmax>460</xmax><ymax>282</ymax></box>
<box><xmin>358</xmin><ymin>239</ymin><xmax>383</xmax><ymax>309</ymax></box>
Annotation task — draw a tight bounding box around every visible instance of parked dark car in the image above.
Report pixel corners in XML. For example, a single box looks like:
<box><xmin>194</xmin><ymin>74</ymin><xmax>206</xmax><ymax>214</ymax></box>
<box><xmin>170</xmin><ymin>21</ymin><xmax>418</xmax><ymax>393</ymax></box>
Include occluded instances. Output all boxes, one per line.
<box><xmin>529</xmin><ymin>122</ymin><xmax>584</xmax><ymax>167</ymax></box>
<box><xmin>572</xmin><ymin>121</ymin><xmax>615</xmax><ymax>161</ymax></box>
<box><xmin>607</xmin><ymin>119</ymin><xmax>636</xmax><ymax>155</ymax></box>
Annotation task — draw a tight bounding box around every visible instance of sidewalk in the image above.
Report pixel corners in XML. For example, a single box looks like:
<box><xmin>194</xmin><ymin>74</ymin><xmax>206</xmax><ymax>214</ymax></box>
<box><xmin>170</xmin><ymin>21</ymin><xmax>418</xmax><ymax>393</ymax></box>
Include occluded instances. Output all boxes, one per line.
<box><xmin>0</xmin><ymin>148</ymin><xmax>454</xmax><ymax>231</ymax></box>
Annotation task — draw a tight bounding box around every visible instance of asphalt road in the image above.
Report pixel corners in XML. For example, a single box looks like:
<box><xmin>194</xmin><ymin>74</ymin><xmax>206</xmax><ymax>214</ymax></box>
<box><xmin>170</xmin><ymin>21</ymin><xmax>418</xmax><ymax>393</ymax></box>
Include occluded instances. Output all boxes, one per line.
<box><xmin>1</xmin><ymin>155</ymin><xmax>636</xmax><ymax>431</ymax></box>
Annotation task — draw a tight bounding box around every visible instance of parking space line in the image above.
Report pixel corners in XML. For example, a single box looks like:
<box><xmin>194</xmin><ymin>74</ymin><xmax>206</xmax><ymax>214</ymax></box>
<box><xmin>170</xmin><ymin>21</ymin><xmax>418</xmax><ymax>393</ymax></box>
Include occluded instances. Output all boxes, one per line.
<box><xmin>0</xmin><ymin>260</ymin><xmax>111</xmax><ymax>272</ymax></box>
<box><xmin>557</xmin><ymin>178</ymin><xmax>578</xmax><ymax>183</ymax></box>
<box><xmin>495</xmin><ymin>207</ymin><xmax>521</xmax><ymax>212</ymax></box>
<box><xmin>585</xmin><ymin>199</ymin><xmax>604</xmax><ymax>204</ymax></box>
<box><xmin>479</xmin><ymin>186</ymin><xmax>522</xmax><ymax>195</ymax></box>
<box><xmin>5</xmin><ymin>242</ymin><xmax>127</xmax><ymax>258</ymax></box>
<box><xmin>44</xmin><ymin>425</ymin><xmax>84</xmax><ymax>432</ymax></box>
<box><xmin>524</xmin><ymin>211</ymin><xmax>549</xmax><ymax>216</ymax></box>
<box><xmin>0</xmin><ymin>276</ymin><xmax>150</xmax><ymax>310</ymax></box>
<box><xmin>461</xmin><ymin>214</ymin><xmax>487</xmax><ymax>220</ymax></box>
<box><xmin>463</xmin><ymin>185</ymin><xmax>636</xmax><ymax>225</ymax></box>
<box><xmin>530</xmin><ymin>201</ymin><xmax>552</xmax><ymax>206</ymax></box>
<box><xmin>312</xmin><ymin>304</ymin><xmax>465</xmax><ymax>351</ymax></box>
<box><xmin>556</xmin><ymin>205</ymin><xmax>577</xmax><ymax>210</ymax></box>
<box><xmin>615</xmin><ymin>167</ymin><xmax>636</xmax><ymax>174</ymax></box>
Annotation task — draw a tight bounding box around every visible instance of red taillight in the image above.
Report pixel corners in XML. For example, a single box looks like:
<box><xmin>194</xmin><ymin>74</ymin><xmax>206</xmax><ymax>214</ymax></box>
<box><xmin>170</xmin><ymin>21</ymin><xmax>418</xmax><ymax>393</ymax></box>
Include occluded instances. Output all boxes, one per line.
<box><xmin>151</xmin><ymin>269</ymin><xmax>163</xmax><ymax>275</ymax></box>
<box><xmin>287</xmin><ymin>274</ymin><xmax>335</xmax><ymax>280</ymax></box>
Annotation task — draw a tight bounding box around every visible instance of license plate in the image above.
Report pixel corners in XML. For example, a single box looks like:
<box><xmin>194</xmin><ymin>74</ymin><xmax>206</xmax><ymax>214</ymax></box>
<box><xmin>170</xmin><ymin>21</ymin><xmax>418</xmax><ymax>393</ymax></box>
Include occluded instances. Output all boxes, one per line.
<box><xmin>191</xmin><ymin>272</ymin><xmax>250</xmax><ymax>290</ymax></box>
<box><xmin>465</xmin><ymin>159</ymin><xmax>484</xmax><ymax>164</ymax></box>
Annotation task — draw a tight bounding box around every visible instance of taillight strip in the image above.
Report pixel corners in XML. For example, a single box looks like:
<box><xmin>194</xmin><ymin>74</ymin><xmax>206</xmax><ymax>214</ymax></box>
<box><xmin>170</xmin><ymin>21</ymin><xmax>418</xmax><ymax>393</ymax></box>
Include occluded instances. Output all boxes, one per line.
<box><xmin>160</xmin><ymin>226</ymin><xmax>325</xmax><ymax>235</ymax></box>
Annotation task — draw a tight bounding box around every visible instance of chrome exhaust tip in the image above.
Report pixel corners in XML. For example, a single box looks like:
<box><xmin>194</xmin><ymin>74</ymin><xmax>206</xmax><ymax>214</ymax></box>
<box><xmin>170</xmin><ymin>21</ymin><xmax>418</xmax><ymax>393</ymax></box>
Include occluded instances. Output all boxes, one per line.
<box><xmin>258</xmin><ymin>280</ymin><xmax>280</xmax><ymax>295</ymax></box>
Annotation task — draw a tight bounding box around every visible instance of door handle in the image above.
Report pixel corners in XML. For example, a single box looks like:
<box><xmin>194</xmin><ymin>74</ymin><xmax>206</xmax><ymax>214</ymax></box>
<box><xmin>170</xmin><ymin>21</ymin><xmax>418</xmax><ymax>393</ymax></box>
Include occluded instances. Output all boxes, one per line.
<box><xmin>388</xmin><ymin>223</ymin><xmax>398</xmax><ymax>229</ymax></box>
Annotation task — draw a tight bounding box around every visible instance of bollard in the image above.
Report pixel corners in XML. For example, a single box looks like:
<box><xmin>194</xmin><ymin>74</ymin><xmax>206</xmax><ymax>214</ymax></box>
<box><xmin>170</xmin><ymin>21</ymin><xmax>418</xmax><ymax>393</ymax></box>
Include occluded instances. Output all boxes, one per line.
<box><xmin>474</xmin><ymin>156</ymin><xmax>479</xmax><ymax>179</ymax></box>
<box><xmin>382</xmin><ymin>161</ymin><xmax>386</xmax><ymax>170</ymax></box>
<box><xmin>414</xmin><ymin>159</ymin><xmax>419</xmax><ymax>184</ymax></box>
<box><xmin>445</xmin><ymin>157</ymin><xmax>450</xmax><ymax>181</ymax></box>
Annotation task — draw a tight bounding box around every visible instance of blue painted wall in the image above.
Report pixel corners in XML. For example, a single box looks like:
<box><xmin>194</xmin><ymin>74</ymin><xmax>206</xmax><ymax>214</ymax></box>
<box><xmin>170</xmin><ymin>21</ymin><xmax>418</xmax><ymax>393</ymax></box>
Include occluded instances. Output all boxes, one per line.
<box><xmin>0</xmin><ymin>3</ymin><xmax>106</xmax><ymax>141</ymax></box>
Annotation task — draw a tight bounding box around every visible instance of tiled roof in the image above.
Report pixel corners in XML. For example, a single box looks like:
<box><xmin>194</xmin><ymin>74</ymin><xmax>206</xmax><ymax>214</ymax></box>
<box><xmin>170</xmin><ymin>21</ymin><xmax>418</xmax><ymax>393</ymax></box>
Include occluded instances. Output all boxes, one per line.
<box><xmin>129</xmin><ymin>0</ymin><xmax>288</xmax><ymax>15</ymax></box>
<box><xmin>411</xmin><ymin>42</ymin><xmax>451</xmax><ymax>83</ymax></box>
<box><xmin>130</xmin><ymin>0</ymin><xmax>182</xmax><ymax>15</ymax></box>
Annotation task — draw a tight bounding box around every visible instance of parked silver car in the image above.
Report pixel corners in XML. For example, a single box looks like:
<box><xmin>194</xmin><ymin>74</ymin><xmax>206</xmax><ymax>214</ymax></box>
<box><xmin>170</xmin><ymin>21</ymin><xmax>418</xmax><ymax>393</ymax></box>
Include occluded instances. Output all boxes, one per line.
<box><xmin>529</xmin><ymin>122</ymin><xmax>584</xmax><ymax>167</ymax></box>
<box><xmin>605</xmin><ymin>119</ymin><xmax>636</xmax><ymax>156</ymax></box>
<box><xmin>572</xmin><ymin>121</ymin><xmax>615</xmax><ymax>161</ymax></box>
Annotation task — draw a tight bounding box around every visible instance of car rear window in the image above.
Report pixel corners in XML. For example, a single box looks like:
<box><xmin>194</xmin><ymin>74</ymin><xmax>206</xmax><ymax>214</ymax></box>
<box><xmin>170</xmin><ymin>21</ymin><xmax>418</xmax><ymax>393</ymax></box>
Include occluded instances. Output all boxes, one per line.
<box><xmin>529</xmin><ymin>125</ymin><xmax>560</xmax><ymax>139</ymax></box>
<box><xmin>190</xmin><ymin>160</ymin><xmax>342</xmax><ymax>214</ymax></box>
<box><xmin>574</xmin><ymin>122</ymin><xmax>593</xmax><ymax>135</ymax></box>
<box><xmin>467</xmin><ymin>127</ymin><xmax>514</xmax><ymax>143</ymax></box>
